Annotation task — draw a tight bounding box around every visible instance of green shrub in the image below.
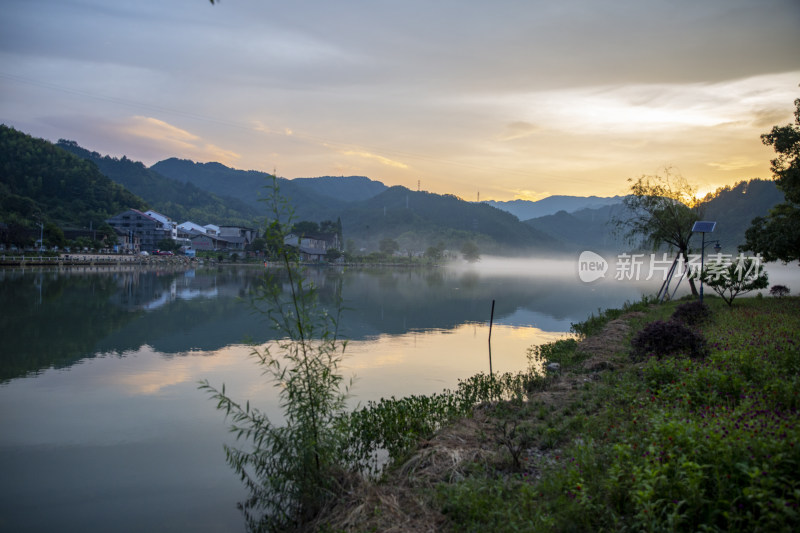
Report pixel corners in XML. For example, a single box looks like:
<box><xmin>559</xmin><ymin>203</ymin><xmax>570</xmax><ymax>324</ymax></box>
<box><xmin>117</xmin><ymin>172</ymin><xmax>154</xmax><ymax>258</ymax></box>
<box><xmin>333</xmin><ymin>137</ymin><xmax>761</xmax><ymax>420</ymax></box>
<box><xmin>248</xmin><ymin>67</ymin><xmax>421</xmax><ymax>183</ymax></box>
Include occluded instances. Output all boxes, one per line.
<box><xmin>631</xmin><ymin>320</ymin><xmax>708</xmax><ymax>360</ymax></box>
<box><xmin>770</xmin><ymin>284</ymin><xmax>790</xmax><ymax>297</ymax></box>
<box><xmin>670</xmin><ymin>300</ymin><xmax>711</xmax><ymax>327</ymax></box>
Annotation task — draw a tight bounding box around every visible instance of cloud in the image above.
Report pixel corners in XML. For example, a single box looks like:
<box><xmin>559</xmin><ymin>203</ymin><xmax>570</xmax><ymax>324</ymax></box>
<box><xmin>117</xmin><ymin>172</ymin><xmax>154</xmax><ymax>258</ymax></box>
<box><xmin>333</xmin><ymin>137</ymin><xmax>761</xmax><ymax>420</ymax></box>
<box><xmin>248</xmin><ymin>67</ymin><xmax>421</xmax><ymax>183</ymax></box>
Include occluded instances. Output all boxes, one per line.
<box><xmin>340</xmin><ymin>149</ymin><xmax>409</xmax><ymax>169</ymax></box>
<box><xmin>513</xmin><ymin>190</ymin><xmax>552</xmax><ymax>202</ymax></box>
<box><xmin>122</xmin><ymin>116</ymin><xmax>240</xmax><ymax>165</ymax></box>
<box><xmin>124</xmin><ymin>116</ymin><xmax>199</xmax><ymax>144</ymax></box>
<box><xmin>706</xmin><ymin>157</ymin><xmax>761</xmax><ymax>172</ymax></box>
<box><xmin>498</xmin><ymin>121</ymin><xmax>540</xmax><ymax>141</ymax></box>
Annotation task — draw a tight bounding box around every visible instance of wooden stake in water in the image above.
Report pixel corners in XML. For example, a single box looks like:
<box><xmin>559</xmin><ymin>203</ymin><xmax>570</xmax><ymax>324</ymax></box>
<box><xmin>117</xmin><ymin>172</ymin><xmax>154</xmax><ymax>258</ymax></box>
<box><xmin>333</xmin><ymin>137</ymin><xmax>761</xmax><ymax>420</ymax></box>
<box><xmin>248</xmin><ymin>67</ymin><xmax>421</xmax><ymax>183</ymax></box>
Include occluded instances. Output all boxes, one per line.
<box><xmin>488</xmin><ymin>299</ymin><xmax>495</xmax><ymax>378</ymax></box>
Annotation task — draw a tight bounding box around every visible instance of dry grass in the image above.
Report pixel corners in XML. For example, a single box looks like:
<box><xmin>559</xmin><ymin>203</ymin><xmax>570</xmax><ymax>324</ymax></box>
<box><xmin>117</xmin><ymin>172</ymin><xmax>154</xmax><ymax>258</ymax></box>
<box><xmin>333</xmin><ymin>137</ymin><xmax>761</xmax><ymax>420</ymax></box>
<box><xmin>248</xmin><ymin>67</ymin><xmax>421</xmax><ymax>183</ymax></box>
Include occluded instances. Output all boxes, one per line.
<box><xmin>577</xmin><ymin>311</ymin><xmax>646</xmax><ymax>372</ymax></box>
<box><xmin>314</xmin><ymin>410</ymin><xmax>499</xmax><ymax>532</ymax></box>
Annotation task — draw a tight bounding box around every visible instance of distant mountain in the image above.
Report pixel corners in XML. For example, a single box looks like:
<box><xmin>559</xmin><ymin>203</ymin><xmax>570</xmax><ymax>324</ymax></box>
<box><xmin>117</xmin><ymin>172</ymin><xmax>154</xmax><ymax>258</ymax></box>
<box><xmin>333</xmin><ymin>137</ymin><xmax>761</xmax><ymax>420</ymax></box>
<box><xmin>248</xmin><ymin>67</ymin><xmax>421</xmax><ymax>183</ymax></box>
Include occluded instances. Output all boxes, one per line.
<box><xmin>524</xmin><ymin>202</ymin><xmax>631</xmax><ymax>253</ymax></box>
<box><xmin>58</xmin><ymin>142</ymin><xmax>261</xmax><ymax>227</ymax></box>
<box><xmin>701</xmin><ymin>179</ymin><xmax>785</xmax><ymax>250</ymax></box>
<box><xmin>523</xmin><ymin>179</ymin><xmax>785</xmax><ymax>253</ymax></box>
<box><xmin>150</xmin><ymin>159</ymin><xmax>378</xmax><ymax>221</ymax></box>
<box><xmin>149</xmin><ymin>158</ymin><xmax>558</xmax><ymax>253</ymax></box>
<box><xmin>7</xmin><ymin>124</ymin><xmax>781</xmax><ymax>257</ymax></box>
<box><xmin>340</xmin><ymin>186</ymin><xmax>561</xmax><ymax>253</ymax></box>
<box><xmin>487</xmin><ymin>195</ymin><xmax>625</xmax><ymax>220</ymax></box>
<box><xmin>292</xmin><ymin>175</ymin><xmax>388</xmax><ymax>202</ymax></box>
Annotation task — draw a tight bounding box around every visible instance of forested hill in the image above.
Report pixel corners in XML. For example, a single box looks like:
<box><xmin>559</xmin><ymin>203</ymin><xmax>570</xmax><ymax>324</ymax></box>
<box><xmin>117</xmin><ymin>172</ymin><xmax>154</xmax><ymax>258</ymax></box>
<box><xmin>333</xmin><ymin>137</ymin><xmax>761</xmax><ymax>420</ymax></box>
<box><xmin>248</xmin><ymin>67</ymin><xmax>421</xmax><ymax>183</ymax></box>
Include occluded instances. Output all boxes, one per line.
<box><xmin>523</xmin><ymin>178</ymin><xmax>785</xmax><ymax>253</ymax></box>
<box><xmin>150</xmin><ymin>158</ymin><xmax>352</xmax><ymax>222</ymax></box>
<box><xmin>292</xmin><ymin>176</ymin><xmax>388</xmax><ymax>202</ymax></box>
<box><xmin>341</xmin><ymin>186</ymin><xmax>561</xmax><ymax>252</ymax></box>
<box><xmin>488</xmin><ymin>195</ymin><xmax>625</xmax><ymax>220</ymax></box>
<box><xmin>701</xmin><ymin>178</ymin><xmax>785</xmax><ymax>249</ymax></box>
<box><xmin>0</xmin><ymin>125</ymin><xmax>146</xmax><ymax>229</ymax></box>
<box><xmin>57</xmin><ymin>142</ymin><xmax>261</xmax><ymax>227</ymax></box>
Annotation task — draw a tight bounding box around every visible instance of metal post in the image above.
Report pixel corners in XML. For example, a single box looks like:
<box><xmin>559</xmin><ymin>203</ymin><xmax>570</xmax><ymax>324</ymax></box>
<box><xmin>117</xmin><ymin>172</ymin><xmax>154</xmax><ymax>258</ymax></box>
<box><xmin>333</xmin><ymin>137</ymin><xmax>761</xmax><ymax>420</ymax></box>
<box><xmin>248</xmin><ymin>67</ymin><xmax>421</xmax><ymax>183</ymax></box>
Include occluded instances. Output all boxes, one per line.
<box><xmin>700</xmin><ymin>232</ymin><xmax>705</xmax><ymax>303</ymax></box>
<box><xmin>488</xmin><ymin>299</ymin><xmax>495</xmax><ymax>378</ymax></box>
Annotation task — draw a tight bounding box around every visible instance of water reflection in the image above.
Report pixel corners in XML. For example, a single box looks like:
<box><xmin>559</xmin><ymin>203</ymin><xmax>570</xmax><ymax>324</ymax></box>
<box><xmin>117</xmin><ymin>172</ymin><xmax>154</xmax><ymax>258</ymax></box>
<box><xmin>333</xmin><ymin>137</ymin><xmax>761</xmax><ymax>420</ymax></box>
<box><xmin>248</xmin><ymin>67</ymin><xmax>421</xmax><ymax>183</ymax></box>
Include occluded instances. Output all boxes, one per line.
<box><xmin>0</xmin><ymin>263</ymin><xmax>659</xmax><ymax>383</ymax></box>
<box><xmin>0</xmin><ymin>263</ymin><xmax>664</xmax><ymax>383</ymax></box>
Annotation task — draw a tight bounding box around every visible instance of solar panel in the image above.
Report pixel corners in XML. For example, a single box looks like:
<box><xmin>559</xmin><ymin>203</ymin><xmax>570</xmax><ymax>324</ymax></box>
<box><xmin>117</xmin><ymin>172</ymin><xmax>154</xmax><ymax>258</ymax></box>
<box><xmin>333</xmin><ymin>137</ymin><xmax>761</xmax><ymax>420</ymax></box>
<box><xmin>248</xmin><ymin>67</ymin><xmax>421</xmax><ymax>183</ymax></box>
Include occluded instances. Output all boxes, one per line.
<box><xmin>692</xmin><ymin>221</ymin><xmax>717</xmax><ymax>233</ymax></box>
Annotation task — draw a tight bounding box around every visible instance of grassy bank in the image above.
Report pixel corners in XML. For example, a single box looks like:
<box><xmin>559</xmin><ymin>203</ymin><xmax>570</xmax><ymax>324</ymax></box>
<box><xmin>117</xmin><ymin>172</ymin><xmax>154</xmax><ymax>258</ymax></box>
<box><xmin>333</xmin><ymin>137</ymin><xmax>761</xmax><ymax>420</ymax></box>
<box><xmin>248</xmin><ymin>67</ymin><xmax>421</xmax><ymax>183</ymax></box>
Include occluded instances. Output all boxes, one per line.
<box><xmin>320</xmin><ymin>295</ymin><xmax>800</xmax><ymax>532</ymax></box>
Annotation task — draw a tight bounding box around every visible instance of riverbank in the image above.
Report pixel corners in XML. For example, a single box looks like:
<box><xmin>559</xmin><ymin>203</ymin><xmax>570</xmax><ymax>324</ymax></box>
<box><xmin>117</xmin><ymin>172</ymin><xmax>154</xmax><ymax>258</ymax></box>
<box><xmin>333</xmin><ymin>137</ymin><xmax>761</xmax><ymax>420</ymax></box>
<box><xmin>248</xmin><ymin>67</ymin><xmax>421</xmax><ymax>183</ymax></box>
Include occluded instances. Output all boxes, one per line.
<box><xmin>0</xmin><ymin>252</ymin><xmax>197</xmax><ymax>268</ymax></box>
<box><xmin>315</xmin><ymin>295</ymin><xmax>800</xmax><ymax>532</ymax></box>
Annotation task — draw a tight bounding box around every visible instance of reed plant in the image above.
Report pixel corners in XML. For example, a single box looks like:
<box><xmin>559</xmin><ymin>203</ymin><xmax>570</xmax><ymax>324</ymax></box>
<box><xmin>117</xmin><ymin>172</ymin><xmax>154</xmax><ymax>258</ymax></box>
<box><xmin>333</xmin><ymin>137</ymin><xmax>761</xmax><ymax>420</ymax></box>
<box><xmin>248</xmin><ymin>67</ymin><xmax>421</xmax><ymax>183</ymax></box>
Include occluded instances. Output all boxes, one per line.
<box><xmin>200</xmin><ymin>179</ymin><xmax>352</xmax><ymax>532</ymax></box>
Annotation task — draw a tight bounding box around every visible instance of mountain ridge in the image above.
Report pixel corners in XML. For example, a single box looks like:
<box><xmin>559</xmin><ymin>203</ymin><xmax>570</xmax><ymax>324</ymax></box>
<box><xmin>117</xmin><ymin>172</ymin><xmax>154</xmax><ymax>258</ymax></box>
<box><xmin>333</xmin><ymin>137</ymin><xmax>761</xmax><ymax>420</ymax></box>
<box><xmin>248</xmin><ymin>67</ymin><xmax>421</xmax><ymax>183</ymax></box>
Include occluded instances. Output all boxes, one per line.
<box><xmin>0</xmin><ymin>126</ymin><xmax>786</xmax><ymax>256</ymax></box>
<box><xmin>486</xmin><ymin>195</ymin><xmax>626</xmax><ymax>220</ymax></box>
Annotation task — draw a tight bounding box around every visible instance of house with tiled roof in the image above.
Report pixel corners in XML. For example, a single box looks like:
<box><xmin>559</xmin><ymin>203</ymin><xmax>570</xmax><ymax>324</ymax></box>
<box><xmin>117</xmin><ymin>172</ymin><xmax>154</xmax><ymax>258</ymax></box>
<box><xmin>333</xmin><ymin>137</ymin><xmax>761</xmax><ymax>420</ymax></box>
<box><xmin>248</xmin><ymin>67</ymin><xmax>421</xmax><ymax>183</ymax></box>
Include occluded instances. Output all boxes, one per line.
<box><xmin>106</xmin><ymin>209</ymin><xmax>171</xmax><ymax>252</ymax></box>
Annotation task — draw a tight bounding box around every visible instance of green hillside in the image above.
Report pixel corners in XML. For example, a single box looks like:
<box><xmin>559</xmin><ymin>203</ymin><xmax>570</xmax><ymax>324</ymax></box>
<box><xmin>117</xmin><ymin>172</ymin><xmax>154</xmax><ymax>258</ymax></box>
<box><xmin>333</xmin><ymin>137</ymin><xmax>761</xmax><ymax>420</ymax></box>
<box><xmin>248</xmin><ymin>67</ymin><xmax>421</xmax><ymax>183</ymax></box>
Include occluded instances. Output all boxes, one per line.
<box><xmin>150</xmin><ymin>158</ymin><xmax>347</xmax><ymax>222</ymax></box>
<box><xmin>342</xmin><ymin>186</ymin><xmax>561</xmax><ymax>253</ymax></box>
<box><xmin>0</xmin><ymin>125</ymin><xmax>146</xmax><ymax>230</ymax></box>
<box><xmin>701</xmin><ymin>179</ymin><xmax>785</xmax><ymax>250</ymax></box>
<box><xmin>292</xmin><ymin>175</ymin><xmax>388</xmax><ymax>202</ymax></box>
<box><xmin>57</xmin><ymin>142</ymin><xmax>261</xmax><ymax>227</ymax></box>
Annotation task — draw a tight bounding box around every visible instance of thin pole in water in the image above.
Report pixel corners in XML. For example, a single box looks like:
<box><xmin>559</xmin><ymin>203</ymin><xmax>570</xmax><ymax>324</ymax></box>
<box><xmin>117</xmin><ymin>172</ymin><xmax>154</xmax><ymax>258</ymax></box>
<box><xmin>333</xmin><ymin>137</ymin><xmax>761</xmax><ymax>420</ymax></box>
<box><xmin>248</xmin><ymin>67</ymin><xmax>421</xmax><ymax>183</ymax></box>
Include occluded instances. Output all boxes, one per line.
<box><xmin>488</xmin><ymin>299</ymin><xmax>495</xmax><ymax>378</ymax></box>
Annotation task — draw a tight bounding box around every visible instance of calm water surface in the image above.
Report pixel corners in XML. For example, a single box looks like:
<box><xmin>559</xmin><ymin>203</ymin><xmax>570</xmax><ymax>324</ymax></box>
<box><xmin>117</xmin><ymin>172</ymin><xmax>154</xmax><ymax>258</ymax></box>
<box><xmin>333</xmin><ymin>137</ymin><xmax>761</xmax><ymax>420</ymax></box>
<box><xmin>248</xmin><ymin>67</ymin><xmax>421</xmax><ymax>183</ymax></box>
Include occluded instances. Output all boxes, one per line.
<box><xmin>2</xmin><ymin>260</ymin><xmax>794</xmax><ymax>532</ymax></box>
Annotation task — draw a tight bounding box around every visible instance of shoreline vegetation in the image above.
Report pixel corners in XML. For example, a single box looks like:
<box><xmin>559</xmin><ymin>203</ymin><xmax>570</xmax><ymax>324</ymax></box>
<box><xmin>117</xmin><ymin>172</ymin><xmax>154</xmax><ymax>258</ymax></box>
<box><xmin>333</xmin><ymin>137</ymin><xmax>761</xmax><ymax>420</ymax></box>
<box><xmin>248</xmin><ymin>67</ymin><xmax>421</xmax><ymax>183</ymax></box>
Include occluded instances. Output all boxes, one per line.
<box><xmin>310</xmin><ymin>293</ymin><xmax>800</xmax><ymax>532</ymax></box>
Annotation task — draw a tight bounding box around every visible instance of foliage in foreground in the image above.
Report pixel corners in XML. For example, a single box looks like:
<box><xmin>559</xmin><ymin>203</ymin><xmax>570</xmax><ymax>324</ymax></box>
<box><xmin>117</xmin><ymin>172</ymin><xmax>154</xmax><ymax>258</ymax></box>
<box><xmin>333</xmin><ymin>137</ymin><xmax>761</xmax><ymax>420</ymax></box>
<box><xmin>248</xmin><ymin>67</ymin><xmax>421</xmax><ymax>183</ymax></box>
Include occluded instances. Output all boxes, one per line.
<box><xmin>742</xmin><ymin>95</ymin><xmax>800</xmax><ymax>264</ymax></box>
<box><xmin>200</xmin><ymin>181</ymin><xmax>353</xmax><ymax>532</ymax></box>
<box><xmin>436</xmin><ymin>297</ymin><xmax>800</xmax><ymax>532</ymax></box>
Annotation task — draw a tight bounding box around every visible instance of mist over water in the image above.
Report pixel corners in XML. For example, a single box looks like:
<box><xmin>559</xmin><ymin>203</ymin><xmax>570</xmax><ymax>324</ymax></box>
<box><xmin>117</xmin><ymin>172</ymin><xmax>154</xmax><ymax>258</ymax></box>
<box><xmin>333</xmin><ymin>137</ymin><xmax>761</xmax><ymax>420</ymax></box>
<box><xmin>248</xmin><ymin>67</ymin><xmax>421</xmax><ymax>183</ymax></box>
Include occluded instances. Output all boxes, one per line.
<box><xmin>446</xmin><ymin>255</ymin><xmax>586</xmax><ymax>279</ymax></box>
<box><xmin>448</xmin><ymin>255</ymin><xmax>800</xmax><ymax>297</ymax></box>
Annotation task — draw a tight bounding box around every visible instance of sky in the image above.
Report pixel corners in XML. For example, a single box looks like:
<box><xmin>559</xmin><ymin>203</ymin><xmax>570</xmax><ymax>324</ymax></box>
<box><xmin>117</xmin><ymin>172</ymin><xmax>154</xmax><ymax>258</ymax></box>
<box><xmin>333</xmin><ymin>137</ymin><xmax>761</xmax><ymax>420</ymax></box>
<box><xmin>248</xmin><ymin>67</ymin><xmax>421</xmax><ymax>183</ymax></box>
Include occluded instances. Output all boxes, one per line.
<box><xmin>1</xmin><ymin>0</ymin><xmax>799</xmax><ymax>201</ymax></box>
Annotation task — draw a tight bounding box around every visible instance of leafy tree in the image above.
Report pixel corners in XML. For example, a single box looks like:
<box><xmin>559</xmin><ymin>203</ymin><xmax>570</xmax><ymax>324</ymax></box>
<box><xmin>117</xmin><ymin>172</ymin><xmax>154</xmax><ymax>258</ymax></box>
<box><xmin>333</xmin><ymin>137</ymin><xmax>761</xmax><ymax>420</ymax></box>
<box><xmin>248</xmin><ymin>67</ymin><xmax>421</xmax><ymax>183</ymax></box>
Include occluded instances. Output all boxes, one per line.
<box><xmin>97</xmin><ymin>222</ymin><xmax>118</xmax><ymax>247</ymax></box>
<box><xmin>318</xmin><ymin>220</ymin><xmax>337</xmax><ymax>234</ymax></box>
<box><xmin>700</xmin><ymin>256</ymin><xmax>768</xmax><ymax>306</ymax></box>
<box><xmin>425</xmin><ymin>242</ymin><xmax>444</xmax><ymax>261</ymax></box>
<box><xmin>614</xmin><ymin>169</ymin><xmax>704</xmax><ymax>296</ymax></box>
<box><xmin>741</xmin><ymin>96</ymin><xmax>800</xmax><ymax>264</ymax></box>
<box><xmin>460</xmin><ymin>240</ymin><xmax>480</xmax><ymax>262</ymax></box>
<box><xmin>72</xmin><ymin>236</ymin><xmax>92</xmax><ymax>251</ymax></box>
<box><xmin>325</xmin><ymin>248</ymin><xmax>342</xmax><ymax>262</ymax></box>
<box><xmin>156</xmin><ymin>238</ymin><xmax>180</xmax><ymax>252</ymax></box>
<box><xmin>291</xmin><ymin>221</ymin><xmax>319</xmax><ymax>235</ymax></box>
<box><xmin>770</xmin><ymin>284</ymin><xmax>790</xmax><ymax>297</ymax></box>
<box><xmin>44</xmin><ymin>222</ymin><xmax>66</xmax><ymax>249</ymax></box>
<box><xmin>379</xmin><ymin>237</ymin><xmax>399</xmax><ymax>255</ymax></box>
<box><xmin>248</xmin><ymin>236</ymin><xmax>267</xmax><ymax>253</ymax></box>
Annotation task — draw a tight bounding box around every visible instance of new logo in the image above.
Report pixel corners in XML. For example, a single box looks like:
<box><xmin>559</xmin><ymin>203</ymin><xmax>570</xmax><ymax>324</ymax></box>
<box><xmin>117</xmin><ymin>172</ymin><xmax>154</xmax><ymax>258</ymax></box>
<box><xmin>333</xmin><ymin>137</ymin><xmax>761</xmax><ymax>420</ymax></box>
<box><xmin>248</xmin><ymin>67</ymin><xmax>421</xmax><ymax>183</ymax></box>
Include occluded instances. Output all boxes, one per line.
<box><xmin>578</xmin><ymin>251</ymin><xmax>608</xmax><ymax>283</ymax></box>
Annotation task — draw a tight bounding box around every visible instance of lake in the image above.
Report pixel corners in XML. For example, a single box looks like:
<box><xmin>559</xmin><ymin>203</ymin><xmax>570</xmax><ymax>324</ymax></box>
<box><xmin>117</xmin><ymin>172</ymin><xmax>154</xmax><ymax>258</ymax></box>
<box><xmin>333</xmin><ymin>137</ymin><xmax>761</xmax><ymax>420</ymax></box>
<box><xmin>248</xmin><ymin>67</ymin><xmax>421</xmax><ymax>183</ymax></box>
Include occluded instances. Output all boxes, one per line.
<box><xmin>1</xmin><ymin>258</ymin><xmax>796</xmax><ymax>532</ymax></box>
